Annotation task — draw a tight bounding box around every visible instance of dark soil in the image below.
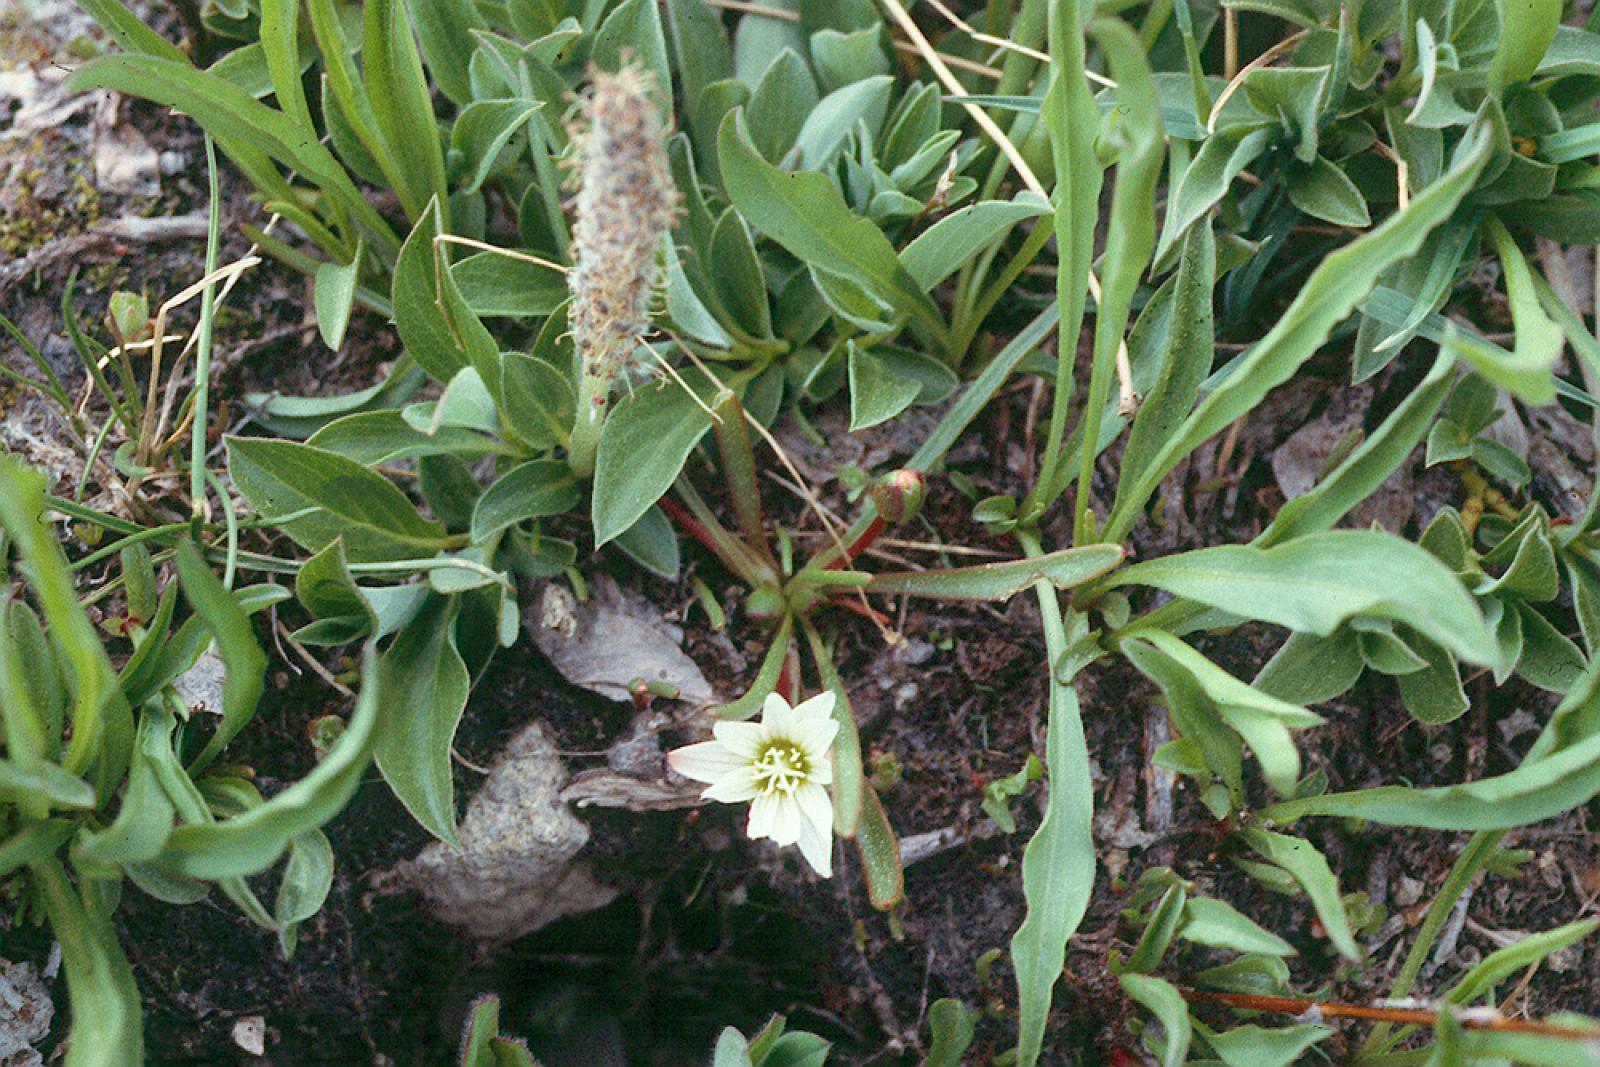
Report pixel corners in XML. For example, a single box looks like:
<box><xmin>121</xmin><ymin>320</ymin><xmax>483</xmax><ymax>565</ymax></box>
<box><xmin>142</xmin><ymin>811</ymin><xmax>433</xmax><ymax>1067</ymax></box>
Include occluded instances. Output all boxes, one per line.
<box><xmin>5</xmin><ymin>6</ymin><xmax>1600</xmax><ymax>1067</ymax></box>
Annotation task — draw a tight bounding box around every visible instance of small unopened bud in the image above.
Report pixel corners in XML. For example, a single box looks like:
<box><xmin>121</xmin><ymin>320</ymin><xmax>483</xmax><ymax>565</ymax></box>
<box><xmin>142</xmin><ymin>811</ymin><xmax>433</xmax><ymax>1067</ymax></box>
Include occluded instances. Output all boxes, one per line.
<box><xmin>566</xmin><ymin>66</ymin><xmax>679</xmax><ymax>388</ymax></box>
<box><xmin>868</xmin><ymin>469</ymin><xmax>926</xmax><ymax>525</ymax></box>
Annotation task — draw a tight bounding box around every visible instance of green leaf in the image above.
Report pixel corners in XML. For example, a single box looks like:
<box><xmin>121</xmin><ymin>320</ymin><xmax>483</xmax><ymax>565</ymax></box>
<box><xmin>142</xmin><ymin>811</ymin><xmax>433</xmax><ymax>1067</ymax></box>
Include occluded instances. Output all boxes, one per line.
<box><xmin>847</xmin><ymin>341</ymin><xmax>922</xmax><ymax>431</ymax></box>
<box><xmin>925</xmin><ymin>998</ymin><xmax>977</xmax><ymax>1067</ymax></box>
<box><xmin>710</xmin><ymin>208</ymin><xmax>775</xmax><ymax>339</ymax></box>
<box><xmin>855</xmin><ymin>785</ymin><xmax>903</xmax><ymax>910</ymax></box>
<box><xmin>1155</xmin><ymin>125</ymin><xmax>1272</xmax><ymax>264</ymax></box>
<box><xmin>274</xmin><ymin>829</ymin><xmax>334</xmax><ymax>957</ymax></box>
<box><xmin>1127</xmin><ymin>632</ymin><xmax>1321</xmax><ymax>797</ymax></box>
<box><xmin>666</xmin><ymin>0</ymin><xmax>734</xmax><ymax>155</ymax></box>
<box><xmin>306</xmin><ymin>409</ymin><xmax>500</xmax><ymax>465</ymax></box>
<box><xmin>713</xmin><ymin>1028</ymin><xmax>756</xmax><ymax>1067</ymax></box>
<box><xmin>451</xmin><ymin>100</ymin><xmax>540</xmax><ymax>196</ymax></box>
<box><xmin>1114</xmin><ymin>531</ymin><xmax>1499</xmax><ymax>668</ymax></box>
<box><xmin>1011</xmin><ymin>586</ymin><xmax>1095</xmax><ymax>1067</ymax></box>
<box><xmin>1181</xmin><ymin>896</ymin><xmax>1297</xmax><ymax>956</ymax></box>
<box><xmin>452</xmin><ymin>250</ymin><xmax>566</xmax><ymax>318</ymax></box>
<box><xmin>412</xmin><ymin>0</ymin><xmax>486</xmax><ymax>105</ymax></box>
<box><xmin>31</xmin><ymin>858</ymin><xmax>143</xmax><ymax>1067</ymax></box>
<box><xmin>1237</xmin><ymin>829</ymin><xmax>1361</xmax><ymax>961</ymax></box>
<box><xmin>717</xmin><ymin>109</ymin><xmax>946</xmax><ymax>347</ymax></box>
<box><xmin>592</xmin><ymin>379</ymin><xmax>716</xmax><ymax>545</ymax></box>
<box><xmin>152</xmin><ymin>644</ymin><xmax>381</xmax><ymax>879</ymax></box>
<box><xmin>74</xmin><ymin>717</ymin><xmax>176</xmax><ymax>869</ymax></box>
<box><xmin>1205</xmin><ymin>1023</ymin><xmax>1331</xmax><ymax>1067</ymax></box>
<box><xmin>1287</xmin><ymin>155</ymin><xmax>1370</xmax><ymax>227</ymax></box>
<box><xmin>362</xmin><ymin>0</ymin><xmax>449</xmax><ymax>221</ymax></box>
<box><xmin>743</xmin><ymin>48</ymin><xmax>817</xmax><ymax>162</ymax></box>
<box><xmin>0</xmin><ymin>759</ymin><xmax>97</xmax><ymax>809</ymax></box>
<box><xmin>313</xmin><ymin>243</ymin><xmax>361</xmax><ymax>351</ymax></box>
<box><xmin>1488</xmin><ymin>0</ymin><xmax>1560</xmax><ymax>91</ymax></box>
<box><xmin>260</xmin><ymin>0</ymin><xmax>313</xmax><ymax>130</ymax></box>
<box><xmin>500</xmin><ymin>350</ymin><xmax>575</xmax><ymax>452</ymax></box>
<box><xmin>66</xmin><ymin>54</ymin><xmax>395</xmax><ymax>252</ymax></box>
<box><xmin>393</xmin><ymin>200</ymin><xmax>501</xmax><ymax>387</ymax></box>
<box><xmin>1125</xmin><ymin>882</ymin><xmax>1187</xmax><ymax>974</ymax></box>
<box><xmin>1105</xmin><ymin>112</ymin><xmax>1498</xmax><ymax>542</ymax></box>
<box><xmin>793</xmin><ymin>74</ymin><xmax>891</xmax><ymax>169</ymax></box>
<box><xmin>592</xmin><ymin>0</ymin><xmax>672</xmax><ymax>95</ymax></box>
<box><xmin>178</xmin><ymin>541</ymin><xmax>268</xmax><ymax>772</ymax></box>
<box><xmin>226</xmin><ymin>437</ymin><xmax>450</xmax><ymax>562</ymax></box>
<box><xmin>1119</xmin><ymin>973</ymin><xmax>1192</xmax><ymax>1067</ymax></box>
<box><xmin>1448</xmin><ymin>919</ymin><xmax>1597</xmax><ymax>1005</ymax></box>
<box><xmin>245</xmin><ymin>358</ymin><xmax>426</xmax><ymax>439</ymax></box>
<box><xmin>294</xmin><ymin>539</ymin><xmax>373</xmax><ymax>626</ymax></box>
<box><xmin>0</xmin><ymin>458</ymin><xmax>131</xmax><ymax>798</ymax></box>
<box><xmin>1114</xmin><ymin>222</ymin><xmax>1216</xmax><ymax>514</ymax></box>
<box><xmin>900</xmin><ymin>195</ymin><xmax>1049</xmax><ymax>290</ymax></box>
<box><xmin>470</xmin><ymin>460</ymin><xmax>581</xmax><ymax>542</ymax></box>
<box><xmin>1261</xmin><ymin>719</ymin><xmax>1600</xmax><ymax>831</ymax></box>
<box><xmin>811</xmin><ymin>26</ymin><xmax>888</xmax><ymax>92</ymax></box>
<box><xmin>614</xmin><ymin>504</ymin><xmax>680</xmax><ymax>580</ymax></box>
<box><xmin>77</xmin><ymin>0</ymin><xmax>187</xmax><ymax>61</ymax></box>
<box><xmin>805</xmin><ymin>623</ymin><xmax>864</xmax><ymax>839</ymax></box>
<box><xmin>374</xmin><ymin>597</ymin><xmax>470</xmax><ymax>844</ymax></box>
<box><xmin>1466</xmin><ymin>217</ymin><xmax>1560</xmax><ymax>404</ymax></box>
<box><xmin>866</xmin><ymin>544</ymin><xmax>1124</xmax><ymax>601</ymax></box>
<box><xmin>1260</xmin><ymin>350</ymin><xmax>1453</xmax><ymax>546</ymax></box>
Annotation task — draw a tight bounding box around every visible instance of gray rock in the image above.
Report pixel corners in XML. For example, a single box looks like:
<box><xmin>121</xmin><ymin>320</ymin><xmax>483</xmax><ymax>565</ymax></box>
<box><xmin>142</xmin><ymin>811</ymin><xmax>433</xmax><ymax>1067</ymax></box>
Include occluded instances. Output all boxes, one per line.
<box><xmin>401</xmin><ymin>723</ymin><xmax>618</xmax><ymax>942</ymax></box>
<box><xmin>0</xmin><ymin>958</ymin><xmax>52</xmax><ymax>1067</ymax></box>
<box><xmin>529</xmin><ymin>576</ymin><xmax>715</xmax><ymax>707</ymax></box>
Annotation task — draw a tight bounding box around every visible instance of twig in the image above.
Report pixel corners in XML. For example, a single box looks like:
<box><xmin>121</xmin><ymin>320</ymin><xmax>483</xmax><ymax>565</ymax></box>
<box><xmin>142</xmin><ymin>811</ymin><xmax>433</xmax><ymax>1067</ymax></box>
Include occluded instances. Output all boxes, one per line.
<box><xmin>1179</xmin><ymin>988</ymin><xmax>1600</xmax><ymax>1041</ymax></box>
<box><xmin>921</xmin><ymin>0</ymin><xmax>1115</xmax><ymax>87</ymax></box>
<box><xmin>1207</xmin><ymin>30</ymin><xmax>1309</xmax><ymax>133</ymax></box>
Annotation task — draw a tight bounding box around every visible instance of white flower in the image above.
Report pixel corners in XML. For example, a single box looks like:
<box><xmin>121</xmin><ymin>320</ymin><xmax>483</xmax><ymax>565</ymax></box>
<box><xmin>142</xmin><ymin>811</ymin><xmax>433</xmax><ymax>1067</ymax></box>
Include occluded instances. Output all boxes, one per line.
<box><xmin>667</xmin><ymin>691</ymin><xmax>839</xmax><ymax>877</ymax></box>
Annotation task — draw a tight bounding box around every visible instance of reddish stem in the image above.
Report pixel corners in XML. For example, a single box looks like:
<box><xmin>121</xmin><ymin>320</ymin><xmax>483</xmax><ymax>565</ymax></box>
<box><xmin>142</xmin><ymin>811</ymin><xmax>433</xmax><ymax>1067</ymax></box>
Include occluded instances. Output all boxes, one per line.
<box><xmin>775</xmin><ymin>642</ymin><xmax>801</xmax><ymax>703</ymax></box>
<box><xmin>823</xmin><ymin>516</ymin><xmax>887</xmax><ymax>570</ymax></box>
<box><xmin>659</xmin><ymin>497</ymin><xmax>725</xmax><ymax>559</ymax></box>
<box><xmin>1180</xmin><ymin>989</ymin><xmax>1598</xmax><ymax>1039</ymax></box>
<box><xmin>828</xmin><ymin>593</ymin><xmax>892</xmax><ymax>628</ymax></box>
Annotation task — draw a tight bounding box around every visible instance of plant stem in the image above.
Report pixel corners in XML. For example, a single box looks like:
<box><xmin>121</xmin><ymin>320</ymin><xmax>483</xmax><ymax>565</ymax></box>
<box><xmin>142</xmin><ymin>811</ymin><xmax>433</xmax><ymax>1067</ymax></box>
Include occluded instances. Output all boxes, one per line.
<box><xmin>566</xmin><ymin>364</ymin><xmax>609</xmax><ymax>479</ymax></box>
<box><xmin>711</xmin><ymin>391</ymin><xmax>778</xmax><ymax>571</ymax></box>
<box><xmin>190</xmin><ymin>136</ymin><xmax>222</xmax><ymax>539</ymax></box>
<box><xmin>1356</xmin><ymin>830</ymin><xmax>1506</xmax><ymax>1060</ymax></box>
<box><xmin>950</xmin><ymin>214</ymin><xmax>1055</xmax><ymax>362</ymax></box>
<box><xmin>667</xmin><ymin>477</ymin><xmax>778</xmax><ymax>587</ymax></box>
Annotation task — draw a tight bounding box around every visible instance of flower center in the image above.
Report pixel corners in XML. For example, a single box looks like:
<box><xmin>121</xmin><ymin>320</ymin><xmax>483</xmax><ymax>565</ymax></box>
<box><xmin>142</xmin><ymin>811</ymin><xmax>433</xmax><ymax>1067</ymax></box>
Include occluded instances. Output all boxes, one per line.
<box><xmin>751</xmin><ymin>740</ymin><xmax>811</xmax><ymax>797</ymax></box>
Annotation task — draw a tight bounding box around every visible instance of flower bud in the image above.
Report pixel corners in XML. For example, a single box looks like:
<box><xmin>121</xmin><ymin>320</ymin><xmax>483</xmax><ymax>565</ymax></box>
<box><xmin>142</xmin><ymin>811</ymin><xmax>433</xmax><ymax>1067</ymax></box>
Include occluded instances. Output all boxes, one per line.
<box><xmin>868</xmin><ymin>469</ymin><xmax>926</xmax><ymax>525</ymax></box>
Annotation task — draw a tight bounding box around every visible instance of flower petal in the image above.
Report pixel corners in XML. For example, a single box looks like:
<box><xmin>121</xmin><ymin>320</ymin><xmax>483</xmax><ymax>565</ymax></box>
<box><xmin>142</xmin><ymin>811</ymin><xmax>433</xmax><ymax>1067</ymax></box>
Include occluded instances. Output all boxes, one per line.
<box><xmin>711</xmin><ymin>720</ymin><xmax>764</xmax><ymax>759</ymax></box>
<box><xmin>760</xmin><ymin>691</ymin><xmax>796</xmax><ymax>736</ymax></box>
<box><xmin>702</xmin><ymin>766</ymin><xmax>759</xmax><ymax>804</ymax></box>
<box><xmin>667</xmin><ymin>741</ymin><xmax>745</xmax><ymax>785</ymax></box>
<box><xmin>792</xmin><ymin>714</ymin><xmax>839</xmax><ymax>760</ymax></box>
<box><xmin>748</xmin><ymin>792</ymin><xmax>781</xmax><ymax>841</ymax></box>
<box><xmin>766</xmin><ymin>794</ymin><xmax>802</xmax><ymax>846</ymax></box>
<box><xmin>795</xmin><ymin>781</ymin><xmax>833</xmax><ymax>838</ymax></box>
<box><xmin>790</xmin><ymin>690</ymin><xmax>837</xmax><ymax>725</ymax></box>
<box><xmin>794</xmin><ymin>789</ymin><xmax>834</xmax><ymax>878</ymax></box>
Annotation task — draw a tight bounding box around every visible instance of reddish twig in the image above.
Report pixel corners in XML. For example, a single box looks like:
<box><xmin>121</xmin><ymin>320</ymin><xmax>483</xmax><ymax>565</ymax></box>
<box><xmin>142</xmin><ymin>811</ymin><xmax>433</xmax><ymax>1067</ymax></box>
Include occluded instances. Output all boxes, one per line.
<box><xmin>1180</xmin><ymin>989</ymin><xmax>1600</xmax><ymax>1040</ymax></box>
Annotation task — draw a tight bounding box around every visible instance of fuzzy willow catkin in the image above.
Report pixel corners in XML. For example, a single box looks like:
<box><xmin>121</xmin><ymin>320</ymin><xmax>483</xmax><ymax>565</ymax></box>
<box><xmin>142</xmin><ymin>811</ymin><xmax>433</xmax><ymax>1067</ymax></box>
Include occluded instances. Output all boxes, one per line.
<box><xmin>564</xmin><ymin>66</ymin><xmax>679</xmax><ymax>477</ymax></box>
